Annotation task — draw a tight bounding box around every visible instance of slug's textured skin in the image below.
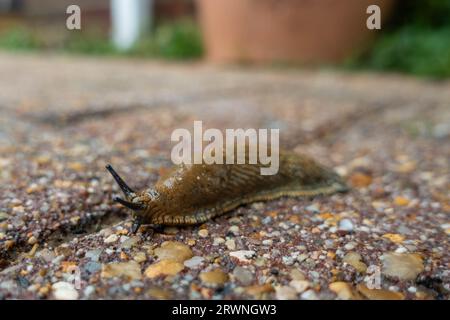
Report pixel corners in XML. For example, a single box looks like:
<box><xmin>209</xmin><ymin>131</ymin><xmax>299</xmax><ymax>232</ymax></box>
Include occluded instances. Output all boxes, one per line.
<box><xmin>106</xmin><ymin>149</ymin><xmax>348</xmax><ymax>228</ymax></box>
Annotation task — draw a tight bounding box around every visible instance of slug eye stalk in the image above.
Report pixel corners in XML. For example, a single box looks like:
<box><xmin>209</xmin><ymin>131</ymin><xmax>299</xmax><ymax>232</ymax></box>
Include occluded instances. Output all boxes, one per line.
<box><xmin>107</xmin><ymin>165</ymin><xmax>145</xmax><ymax>234</ymax></box>
<box><xmin>112</xmin><ymin>196</ymin><xmax>144</xmax><ymax>234</ymax></box>
<box><xmin>105</xmin><ymin>164</ymin><xmax>135</xmax><ymax>198</ymax></box>
<box><xmin>112</xmin><ymin>196</ymin><xmax>145</xmax><ymax>211</ymax></box>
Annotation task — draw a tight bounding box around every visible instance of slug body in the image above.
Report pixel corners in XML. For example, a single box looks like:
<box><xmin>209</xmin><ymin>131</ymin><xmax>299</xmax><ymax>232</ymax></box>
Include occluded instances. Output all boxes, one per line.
<box><xmin>106</xmin><ymin>149</ymin><xmax>348</xmax><ymax>231</ymax></box>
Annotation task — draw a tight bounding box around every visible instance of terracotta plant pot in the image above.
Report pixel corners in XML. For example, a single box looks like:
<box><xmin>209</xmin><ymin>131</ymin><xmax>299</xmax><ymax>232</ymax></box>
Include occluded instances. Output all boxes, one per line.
<box><xmin>197</xmin><ymin>0</ymin><xmax>396</xmax><ymax>64</ymax></box>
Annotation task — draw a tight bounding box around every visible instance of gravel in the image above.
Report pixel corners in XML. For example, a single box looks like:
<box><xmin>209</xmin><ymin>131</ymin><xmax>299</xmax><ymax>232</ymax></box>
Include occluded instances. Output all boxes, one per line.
<box><xmin>0</xmin><ymin>52</ymin><xmax>448</xmax><ymax>300</ymax></box>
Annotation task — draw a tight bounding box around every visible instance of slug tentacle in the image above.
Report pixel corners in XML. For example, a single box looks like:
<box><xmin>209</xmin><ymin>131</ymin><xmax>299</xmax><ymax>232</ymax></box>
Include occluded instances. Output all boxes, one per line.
<box><xmin>105</xmin><ymin>164</ymin><xmax>135</xmax><ymax>198</ymax></box>
<box><xmin>113</xmin><ymin>196</ymin><xmax>145</xmax><ymax>211</ymax></box>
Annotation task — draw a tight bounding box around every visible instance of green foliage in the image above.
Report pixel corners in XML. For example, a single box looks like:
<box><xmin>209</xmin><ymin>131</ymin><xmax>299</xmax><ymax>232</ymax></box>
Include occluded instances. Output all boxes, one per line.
<box><xmin>355</xmin><ymin>27</ymin><xmax>450</xmax><ymax>78</ymax></box>
<box><xmin>0</xmin><ymin>27</ymin><xmax>39</xmax><ymax>50</ymax></box>
<box><xmin>138</xmin><ymin>19</ymin><xmax>203</xmax><ymax>59</ymax></box>
<box><xmin>63</xmin><ymin>33</ymin><xmax>116</xmax><ymax>55</ymax></box>
<box><xmin>349</xmin><ymin>0</ymin><xmax>450</xmax><ymax>78</ymax></box>
<box><xmin>0</xmin><ymin>19</ymin><xmax>203</xmax><ymax>60</ymax></box>
<box><xmin>388</xmin><ymin>0</ymin><xmax>450</xmax><ymax>29</ymax></box>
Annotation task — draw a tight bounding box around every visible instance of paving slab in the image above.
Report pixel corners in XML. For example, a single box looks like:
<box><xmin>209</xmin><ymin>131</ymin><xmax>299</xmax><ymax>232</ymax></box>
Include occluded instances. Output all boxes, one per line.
<box><xmin>0</xmin><ymin>52</ymin><xmax>448</xmax><ymax>300</ymax></box>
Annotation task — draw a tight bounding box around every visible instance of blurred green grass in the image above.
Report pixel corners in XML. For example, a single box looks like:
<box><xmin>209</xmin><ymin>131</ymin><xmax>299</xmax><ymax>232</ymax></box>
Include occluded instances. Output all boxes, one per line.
<box><xmin>0</xmin><ymin>19</ymin><xmax>203</xmax><ymax>60</ymax></box>
<box><xmin>347</xmin><ymin>0</ymin><xmax>450</xmax><ymax>78</ymax></box>
<box><xmin>0</xmin><ymin>26</ymin><xmax>39</xmax><ymax>50</ymax></box>
<box><xmin>361</xmin><ymin>27</ymin><xmax>450</xmax><ymax>78</ymax></box>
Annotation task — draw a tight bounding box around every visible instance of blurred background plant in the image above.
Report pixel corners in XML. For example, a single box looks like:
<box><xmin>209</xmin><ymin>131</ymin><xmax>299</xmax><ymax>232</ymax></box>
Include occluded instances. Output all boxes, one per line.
<box><xmin>132</xmin><ymin>19</ymin><xmax>202</xmax><ymax>59</ymax></box>
<box><xmin>0</xmin><ymin>0</ymin><xmax>448</xmax><ymax>77</ymax></box>
<box><xmin>0</xmin><ymin>18</ymin><xmax>202</xmax><ymax>59</ymax></box>
<box><xmin>0</xmin><ymin>26</ymin><xmax>39</xmax><ymax>49</ymax></box>
<box><xmin>347</xmin><ymin>0</ymin><xmax>450</xmax><ymax>78</ymax></box>
<box><xmin>0</xmin><ymin>0</ymin><xmax>202</xmax><ymax>59</ymax></box>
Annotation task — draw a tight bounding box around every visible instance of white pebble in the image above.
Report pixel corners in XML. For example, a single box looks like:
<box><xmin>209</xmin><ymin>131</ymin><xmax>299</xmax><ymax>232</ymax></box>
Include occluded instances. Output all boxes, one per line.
<box><xmin>440</xmin><ymin>223</ymin><xmax>450</xmax><ymax>230</ymax></box>
<box><xmin>225</xmin><ymin>239</ymin><xmax>236</xmax><ymax>250</ymax></box>
<box><xmin>407</xmin><ymin>286</ymin><xmax>417</xmax><ymax>293</ymax></box>
<box><xmin>229</xmin><ymin>250</ymin><xmax>255</xmax><ymax>262</ymax></box>
<box><xmin>228</xmin><ymin>225</ymin><xmax>240</xmax><ymax>235</ymax></box>
<box><xmin>344</xmin><ymin>242</ymin><xmax>357</xmax><ymax>250</ymax></box>
<box><xmin>184</xmin><ymin>256</ymin><xmax>205</xmax><ymax>269</ymax></box>
<box><xmin>301</xmin><ymin>289</ymin><xmax>318</xmax><ymax>300</ymax></box>
<box><xmin>282</xmin><ymin>256</ymin><xmax>295</xmax><ymax>266</ymax></box>
<box><xmin>289</xmin><ymin>280</ymin><xmax>310</xmax><ymax>293</ymax></box>
<box><xmin>395</xmin><ymin>246</ymin><xmax>408</xmax><ymax>253</ymax></box>
<box><xmin>119</xmin><ymin>235</ymin><xmax>129</xmax><ymax>243</ymax></box>
<box><xmin>83</xmin><ymin>285</ymin><xmax>95</xmax><ymax>297</ymax></box>
<box><xmin>275</xmin><ymin>286</ymin><xmax>297</xmax><ymax>300</ymax></box>
<box><xmin>52</xmin><ymin>282</ymin><xmax>79</xmax><ymax>300</ymax></box>
<box><xmin>213</xmin><ymin>237</ymin><xmax>225</xmax><ymax>246</ymax></box>
<box><xmin>104</xmin><ymin>234</ymin><xmax>118</xmax><ymax>244</ymax></box>
<box><xmin>339</xmin><ymin>219</ymin><xmax>354</xmax><ymax>231</ymax></box>
<box><xmin>198</xmin><ymin>229</ymin><xmax>209</xmax><ymax>238</ymax></box>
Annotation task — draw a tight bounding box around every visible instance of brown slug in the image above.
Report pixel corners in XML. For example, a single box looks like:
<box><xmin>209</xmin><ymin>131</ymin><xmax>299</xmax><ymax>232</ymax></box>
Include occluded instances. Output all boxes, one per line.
<box><xmin>106</xmin><ymin>149</ymin><xmax>348</xmax><ymax>233</ymax></box>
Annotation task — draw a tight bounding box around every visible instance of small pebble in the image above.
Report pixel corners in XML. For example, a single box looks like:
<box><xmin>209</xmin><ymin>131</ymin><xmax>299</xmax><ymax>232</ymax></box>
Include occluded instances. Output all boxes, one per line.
<box><xmin>213</xmin><ymin>237</ymin><xmax>225</xmax><ymax>246</ymax></box>
<box><xmin>198</xmin><ymin>229</ymin><xmax>209</xmax><ymax>238</ymax></box>
<box><xmin>395</xmin><ymin>247</ymin><xmax>408</xmax><ymax>254</ymax></box>
<box><xmin>0</xmin><ymin>212</ymin><xmax>8</xmax><ymax>222</ymax></box>
<box><xmin>85</xmin><ymin>249</ymin><xmax>101</xmax><ymax>262</ymax></box>
<box><xmin>144</xmin><ymin>260</ymin><xmax>184</xmax><ymax>278</ymax></box>
<box><xmin>104</xmin><ymin>234</ymin><xmax>118</xmax><ymax>244</ymax></box>
<box><xmin>228</xmin><ymin>225</ymin><xmax>240</xmax><ymax>235</ymax></box>
<box><xmin>338</xmin><ymin>219</ymin><xmax>354</xmax><ymax>232</ymax></box>
<box><xmin>36</xmin><ymin>249</ymin><xmax>56</xmax><ymax>263</ymax></box>
<box><xmin>184</xmin><ymin>256</ymin><xmax>205</xmax><ymax>269</ymax></box>
<box><xmin>382</xmin><ymin>233</ymin><xmax>405</xmax><ymax>244</ymax></box>
<box><xmin>275</xmin><ymin>286</ymin><xmax>297</xmax><ymax>300</ymax></box>
<box><xmin>329</xmin><ymin>282</ymin><xmax>357</xmax><ymax>300</ymax></box>
<box><xmin>408</xmin><ymin>286</ymin><xmax>417</xmax><ymax>293</ymax></box>
<box><xmin>27</xmin><ymin>236</ymin><xmax>38</xmax><ymax>245</ymax></box>
<box><xmin>83</xmin><ymin>285</ymin><xmax>95</xmax><ymax>298</ymax></box>
<box><xmin>297</xmin><ymin>254</ymin><xmax>308</xmax><ymax>263</ymax></box>
<box><xmin>305</xmin><ymin>204</ymin><xmax>320</xmax><ymax>213</ymax></box>
<box><xmin>52</xmin><ymin>282</ymin><xmax>79</xmax><ymax>300</ymax></box>
<box><xmin>245</xmin><ymin>284</ymin><xmax>274</xmax><ymax>298</ymax></box>
<box><xmin>133</xmin><ymin>252</ymin><xmax>147</xmax><ymax>263</ymax></box>
<box><xmin>154</xmin><ymin>241</ymin><xmax>193</xmax><ymax>263</ymax></box>
<box><xmin>381</xmin><ymin>252</ymin><xmax>424</xmax><ymax>280</ymax></box>
<box><xmin>343</xmin><ymin>252</ymin><xmax>367</xmax><ymax>273</ymax></box>
<box><xmin>290</xmin><ymin>269</ymin><xmax>306</xmax><ymax>280</ymax></box>
<box><xmin>344</xmin><ymin>242</ymin><xmax>357</xmax><ymax>250</ymax></box>
<box><xmin>120</xmin><ymin>236</ymin><xmax>139</xmax><ymax>249</ymax></box>
<box><xmin>282</xmin><ymin>256</ymin><xmax>295</xmax><ymax>266</ymax></box>
<box><xmin>301</xmin><ymin>289</ymin><xmax>319</xmax><ymax>300</ymax></box>
<box><xmin>357</xmin><ymin>284</ymin><xmax>404</xmax><ymax>300</ymax></box>
<box><xmin>289</xmin><ymin>280</ymin><xmax>309</xmax><ymax>293</ymax></box>
<box><xmin>262</xmin><ymin>216</ymin><xmax>272</xmax><ymax>224</ymax></box>
<box><xmin>101</xmin><ymin>261</ymin><xmax>142</xmax><ymax>280</ymax></box>
<box><xmin>225</xmin><ymin>239</ymin><xmax>236</xmax><ymax>250</ymax></box>
<box><xmin>229</xmin><ymin>250</ymin><xmax>256</xmax><ymax>262</ymax></box>
<box><xmin>232</xmin><ymin>266</ymin><xmax>254</xmax><ymax>286</ymax></box>
<box><xmin>199</xmin><ymin>269</ymin><xmax>228</xmax><ymax>286</ymax></box>
<box><xmin>84</xmin><ymin>261</ymin><xmax>101</xmax><ymax>274</ymax></box>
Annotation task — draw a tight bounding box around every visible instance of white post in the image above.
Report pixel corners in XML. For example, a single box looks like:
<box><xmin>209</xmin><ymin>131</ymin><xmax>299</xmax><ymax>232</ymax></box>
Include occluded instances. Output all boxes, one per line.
<box><xmin>0</xmin><ymin>0</ymin><xmax>13</xmax><ymax>12</ymax></box>
<box><xmin>111</xmin><ymin>0</ymin><xmax>152</xmax><ymax>51</ymax></box>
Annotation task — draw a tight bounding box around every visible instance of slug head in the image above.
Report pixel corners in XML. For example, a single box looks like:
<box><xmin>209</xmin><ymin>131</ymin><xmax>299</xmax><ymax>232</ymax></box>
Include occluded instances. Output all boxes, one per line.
<box><xmin>106</xmin><ymin>164</ymin><xmax>149</xmax><ymax>233</ymax></box>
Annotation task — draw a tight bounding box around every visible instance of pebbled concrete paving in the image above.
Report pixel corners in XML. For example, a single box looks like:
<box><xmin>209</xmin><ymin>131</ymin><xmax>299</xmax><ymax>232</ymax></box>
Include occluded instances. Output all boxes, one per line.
<box><xmin>0</xmin><ymin>52</ymin><xmax>448</xmax><ymax>300</ymax></box>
